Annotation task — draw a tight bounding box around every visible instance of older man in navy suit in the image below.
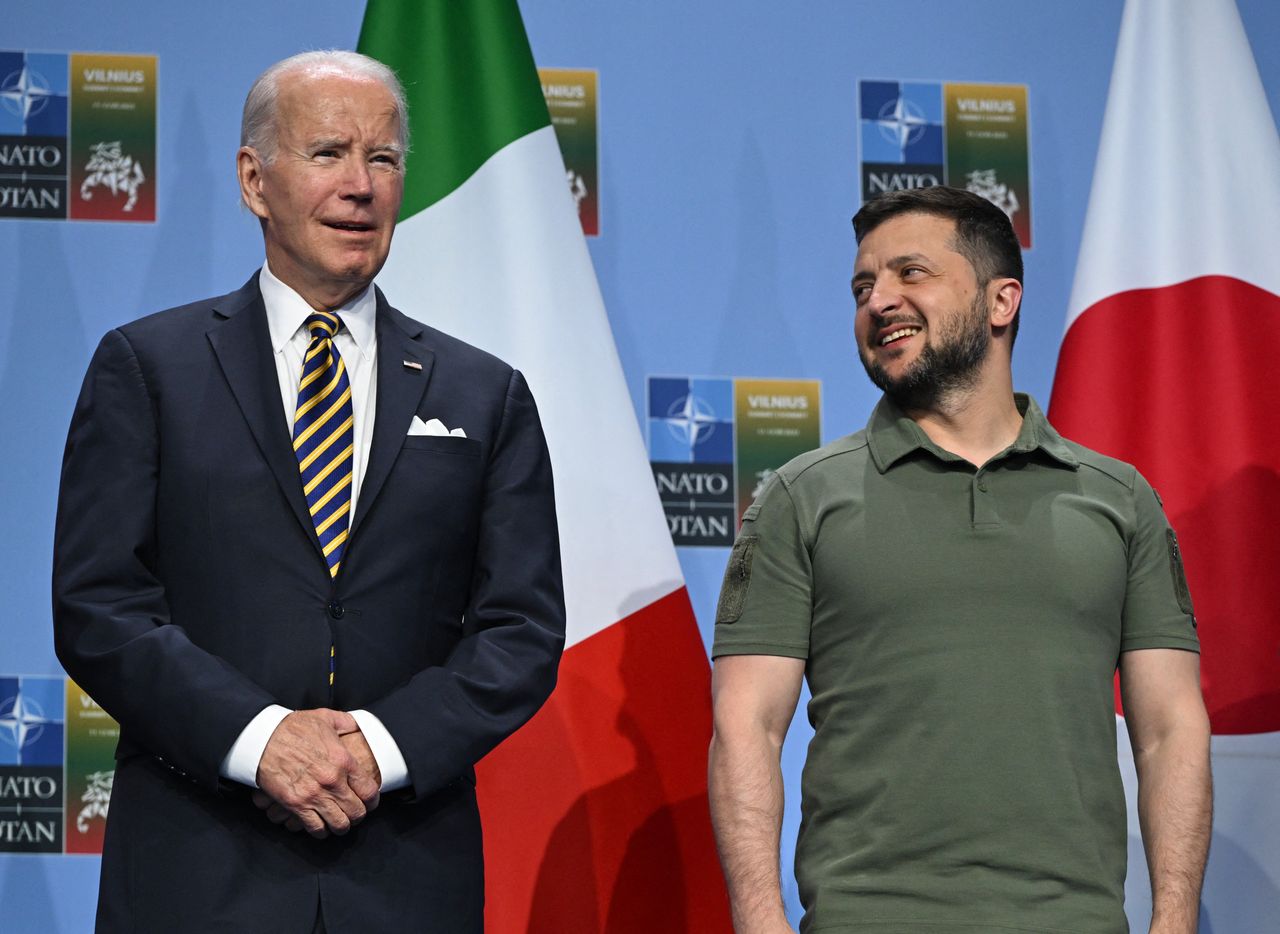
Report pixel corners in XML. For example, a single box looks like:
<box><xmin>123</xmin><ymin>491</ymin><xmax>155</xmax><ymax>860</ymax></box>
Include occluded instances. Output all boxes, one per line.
<box><xmin>52</xmin><ymin>50</ymin><xmax>565</xmax><ymax>933</ymax></box>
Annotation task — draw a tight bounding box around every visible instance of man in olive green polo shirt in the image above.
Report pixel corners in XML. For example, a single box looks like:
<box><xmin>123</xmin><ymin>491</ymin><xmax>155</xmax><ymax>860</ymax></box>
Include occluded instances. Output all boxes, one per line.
<box><xmin>708</xmin><ymin>187</ymin><xmax>1211</xmax><ymax>934</ymax></box>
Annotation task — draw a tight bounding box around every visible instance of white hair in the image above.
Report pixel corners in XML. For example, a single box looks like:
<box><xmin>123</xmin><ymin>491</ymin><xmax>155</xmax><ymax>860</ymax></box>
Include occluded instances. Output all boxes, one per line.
<box><xmin>240</xmin><ymin>50</ymin><xmax>408</xmax><ymax>163</ymax></box>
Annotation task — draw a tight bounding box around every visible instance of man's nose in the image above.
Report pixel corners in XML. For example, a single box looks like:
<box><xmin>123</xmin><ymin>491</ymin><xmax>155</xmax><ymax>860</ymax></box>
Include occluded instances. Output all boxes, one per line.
<box><xmin>340</xmin><ymin>157</ymin><xmax>374</xmax><ymax>199</ymax></box>
<box><xmin>864</xmin><ymin>280</ymin><xmax>901</xmax><ymax>317</ymax></box>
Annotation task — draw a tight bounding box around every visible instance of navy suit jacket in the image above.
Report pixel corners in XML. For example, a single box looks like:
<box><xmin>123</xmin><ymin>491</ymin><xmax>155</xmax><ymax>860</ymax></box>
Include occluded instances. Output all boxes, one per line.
<box><xmin>52</xmin><ymin>274</ymin><xmax>565</xmax><ymax>933</ymax></box>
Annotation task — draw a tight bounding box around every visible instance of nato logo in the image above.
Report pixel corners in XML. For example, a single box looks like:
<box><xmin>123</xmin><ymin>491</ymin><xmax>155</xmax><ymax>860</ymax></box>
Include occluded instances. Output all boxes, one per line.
<box><xmin>859</xmin><ymin>80</ymin><xmax>944</xmax><ymax>165</ymax></box>
<box><xmin>648</xmin><ymin>378</ymin><xmax>736</xmax><ymax>547</ymax></box>
<box><xmin>648</xmin><ymin>377</ymin><xmax>734</xmax><ymax>463</ymax></box>
<box><xmin>0</xmin><ymin>51</ymin><xmax>70</xmax><ymax>219</ymax></box>
<box><xmin>0</xmin><ymin>51</ymin><xmax>69</xmax><ymax>136</ymax></box>
<box><xmin>0</xmin><ymin>676</ymin><xmax>64</xmax><ymax>766</ymax></box>
<box><xmin>0</xmin><ymin>676</ymin><xmax>65</xmax><ymax>852</ymax></box>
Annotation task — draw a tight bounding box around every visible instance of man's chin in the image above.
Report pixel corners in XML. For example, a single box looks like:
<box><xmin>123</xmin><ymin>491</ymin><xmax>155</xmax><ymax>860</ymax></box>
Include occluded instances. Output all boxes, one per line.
<box><xmin>860</xmin><ymin>354</ymin><xmax>907</xmax><ymax>394</ymax></box>
<box><xmin>879</xmin><ymin>379</ymin><xmax>941</xmax><ymax>412</ymax></box>
<box><xmin>860</xmin><ymin>357</ymin><xmax>941</xmax><ymax>410</ymax></box>
<box><xmin>330</xmin><ymin>259</ymin><xmax>381</xmax><ymax>281</ymax></box>
<box><xmin>323</xmin><ymin>260</ymin><xmax>385</xmax><ymax>290</ymax></box>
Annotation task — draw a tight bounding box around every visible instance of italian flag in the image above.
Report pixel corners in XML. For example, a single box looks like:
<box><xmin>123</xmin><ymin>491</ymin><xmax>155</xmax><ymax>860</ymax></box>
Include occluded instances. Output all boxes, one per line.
<box><xmin>358</xmin><ymin>2</ymin><xmax>730</xmax><ymax>930</ymax></box>
<box><xmin>1049</xmin><ymin>0</ymin><xmax>1280</xmax><ymax>921</ymax></box>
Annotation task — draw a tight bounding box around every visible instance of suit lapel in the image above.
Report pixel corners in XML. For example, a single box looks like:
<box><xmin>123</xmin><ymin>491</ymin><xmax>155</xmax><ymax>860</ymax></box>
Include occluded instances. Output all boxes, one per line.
<box><xmin>206</xmin><ymin>275</ymin><xmax>324</xmax><ymax>559</ymax></box>
<box><xmin>351</xmin><ymin>291</ymin><xmax>435</xmax><ymax>538</ymax></box>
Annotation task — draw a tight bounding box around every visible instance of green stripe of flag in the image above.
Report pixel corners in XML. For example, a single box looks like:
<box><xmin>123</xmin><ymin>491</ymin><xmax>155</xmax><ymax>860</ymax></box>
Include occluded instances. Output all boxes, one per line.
<box><xmin>358</xmin><ymin>0</ymin><xmax>552</xmax><ymax>220</ymax></box>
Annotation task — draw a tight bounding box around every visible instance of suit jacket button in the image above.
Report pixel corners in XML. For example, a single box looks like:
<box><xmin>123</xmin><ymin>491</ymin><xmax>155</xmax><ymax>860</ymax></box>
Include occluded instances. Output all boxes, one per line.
<box><xmin>328</xmin><ymin>601</ymin><xmax>345</xmax><ymax>620</ymax></box>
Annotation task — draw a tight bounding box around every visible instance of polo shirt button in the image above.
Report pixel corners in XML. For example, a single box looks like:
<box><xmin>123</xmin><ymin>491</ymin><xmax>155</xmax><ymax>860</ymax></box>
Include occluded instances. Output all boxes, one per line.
<box><xmin>978</xmin><ymin>481</ymin><xmax>988</xmax><ymax>492</ymax></box>
<box><xmin>328</xmin><ymin>601</ymin><xmax>345</xmax><ymax>619</ymax></box>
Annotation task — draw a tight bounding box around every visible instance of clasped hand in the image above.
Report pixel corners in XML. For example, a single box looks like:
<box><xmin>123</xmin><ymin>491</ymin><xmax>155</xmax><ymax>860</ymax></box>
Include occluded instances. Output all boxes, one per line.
<box><xmin>252</xmin><ymin>708</ymin><xmax>382</xmax><ymax>838</ymax></box>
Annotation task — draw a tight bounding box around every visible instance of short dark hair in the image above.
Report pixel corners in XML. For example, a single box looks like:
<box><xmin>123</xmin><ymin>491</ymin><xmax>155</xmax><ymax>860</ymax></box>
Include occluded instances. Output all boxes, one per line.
<box><xmin>852</xmin><ymin>186</ymin><xmax>1023</xmax><ymax>342</ymax></box>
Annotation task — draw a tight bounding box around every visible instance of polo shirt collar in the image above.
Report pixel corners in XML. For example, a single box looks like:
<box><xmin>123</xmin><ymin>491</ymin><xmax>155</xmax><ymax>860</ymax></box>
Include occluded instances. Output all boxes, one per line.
<box><xmin>1007</xmin><ymin>394</ymin><xmax>1078</xmax><ymax>468</ymax></box>
<box><xmin>260</xmin><ymin>262</ymin><xmax>377</xmax><ymax>362</ymax></box>
<box><xmin>866</xmin><ymin>392</ymin><xmax>1079</xmax><ymax>473</ymax></box>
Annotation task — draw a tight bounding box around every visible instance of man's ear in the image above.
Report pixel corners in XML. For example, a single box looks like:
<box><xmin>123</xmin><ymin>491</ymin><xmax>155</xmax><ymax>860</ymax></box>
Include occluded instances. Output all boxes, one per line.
<box><xmin>236</xmin><ymin>146</ymin><xmax>269</xmax><ymax>220</ymax></box>
<box><xmin>988</xmin><ymin>277</ymin><xmax>1022</xmax><ymax>330</ymax></box>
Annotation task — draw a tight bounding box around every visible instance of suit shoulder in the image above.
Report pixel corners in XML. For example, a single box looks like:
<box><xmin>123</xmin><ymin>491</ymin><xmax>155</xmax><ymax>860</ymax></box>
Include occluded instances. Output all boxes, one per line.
<box><xmin>419</xmin><ymin>323</ymin><xmax>514</xmax><ymax>377</ymax></box>
<box><xmin>114</xmin><ymin>283</ymin><xmax>253</xmax><ymax>347</ymax></box>
<box><xmin>381</xmin><ymin>302</ymin><xmax>518</xmax><ymax>385</ymax></box>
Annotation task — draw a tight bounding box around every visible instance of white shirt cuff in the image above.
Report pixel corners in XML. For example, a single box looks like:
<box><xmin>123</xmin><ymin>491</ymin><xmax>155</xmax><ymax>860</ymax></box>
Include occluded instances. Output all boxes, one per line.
<box><xmin>219</xmin><ymin>704</ymin><xmax>291</xmax><ymax>787</ymax></box>
<box><xmin>349</xmin><ymin>709</ymin><xmax>410</xmax><ymax>792</ymax></box>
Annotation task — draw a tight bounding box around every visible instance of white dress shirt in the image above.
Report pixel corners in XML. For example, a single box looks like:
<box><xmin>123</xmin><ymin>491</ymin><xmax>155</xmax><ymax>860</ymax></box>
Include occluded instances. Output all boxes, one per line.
<box><xmin>219</xmin><ymin>263</ymin><xmax>409</xmax><ymax>792</ymax></box>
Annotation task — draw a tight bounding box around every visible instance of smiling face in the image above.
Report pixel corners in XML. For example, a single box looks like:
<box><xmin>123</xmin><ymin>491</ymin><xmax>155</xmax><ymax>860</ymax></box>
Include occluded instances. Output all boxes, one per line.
<box><xmin>851</xmin><ymin>211</ymin><xmax>1001</xmax><ymax>410</ymax></box>
<box><xmin>237</xmin><ymin>69</ymin><xmax>404</xmax><ymax>310</ymax></box>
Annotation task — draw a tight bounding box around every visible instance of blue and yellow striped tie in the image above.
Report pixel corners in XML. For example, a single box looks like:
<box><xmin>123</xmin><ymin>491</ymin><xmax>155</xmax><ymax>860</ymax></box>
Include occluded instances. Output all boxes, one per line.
<box><xmin>293</xmin><ymin>311</ymin><xmax>354</xmax><ymax>578</ymax></box>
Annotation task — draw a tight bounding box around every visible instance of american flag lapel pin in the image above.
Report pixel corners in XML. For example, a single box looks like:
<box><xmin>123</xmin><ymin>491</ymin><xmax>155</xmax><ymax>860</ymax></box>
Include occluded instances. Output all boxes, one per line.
<box><xmin>403</xmin><ymin>360</ymin><xmax>423</xmax><ymax>371</ymax></box>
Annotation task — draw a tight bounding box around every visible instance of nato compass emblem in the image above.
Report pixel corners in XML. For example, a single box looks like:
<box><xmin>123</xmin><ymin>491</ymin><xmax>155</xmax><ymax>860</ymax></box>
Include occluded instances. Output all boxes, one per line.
<box><xmin>876</xmin><ymin>94</ymin><xmax>930</xmax><ymax>150</ymax></box>
<box><xmin>0</xmin><ymin>677</ymin><xmax>64</xmax><ymax>766</ymax></box>
<box><xmin>859</xmin><ymin>80</ymin><xmax>944</xmax><ymax>165</ymax></box>
<box><xmin>664</xmin><ymin>391</ymin><xmax>720</xmax><ymax>453</ymax></box>
<box><xmin>0</xmin><ymin>51</ymin><xmax>68</xmax><ymax>137</ymax></box>
<box><xmin>0</xmin><ymin>61</ymin><xmax>55</xmax><ymax>128</ymax></box>
<box><xmin>648</xmin><ymin>378</ymin><xmax>733</xmax><ymax>463</ymax></box>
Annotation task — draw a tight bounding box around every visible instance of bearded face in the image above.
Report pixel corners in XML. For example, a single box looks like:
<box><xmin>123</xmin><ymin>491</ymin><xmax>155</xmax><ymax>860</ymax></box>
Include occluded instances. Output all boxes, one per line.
<box><xmin>858</xmin><ymin>289</ymin><xmax>992</xmax><ymax>410</ymax></box>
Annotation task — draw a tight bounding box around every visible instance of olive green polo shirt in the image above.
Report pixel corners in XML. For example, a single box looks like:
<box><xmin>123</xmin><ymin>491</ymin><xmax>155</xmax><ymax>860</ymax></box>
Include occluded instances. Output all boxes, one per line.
<box><xmin>713</xmin><ymin>394</ymin><xmax>1198</xmax><ymax>934</ymax></box>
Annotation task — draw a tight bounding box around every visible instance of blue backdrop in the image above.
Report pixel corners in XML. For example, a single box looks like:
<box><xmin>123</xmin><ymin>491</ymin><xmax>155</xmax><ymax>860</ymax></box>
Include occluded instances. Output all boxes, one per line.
<box><xmin>3</xmin><ymin>1</ymin><xmax>1278</xmax><ymax>930</ymax></box>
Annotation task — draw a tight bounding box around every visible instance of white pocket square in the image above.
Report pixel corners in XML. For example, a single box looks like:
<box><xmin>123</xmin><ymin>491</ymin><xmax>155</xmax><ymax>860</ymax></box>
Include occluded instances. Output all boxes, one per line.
<box><xmin>409</xmin><ymin>416</ymin><xmax>467</xmax><ymax>438</ymax></box>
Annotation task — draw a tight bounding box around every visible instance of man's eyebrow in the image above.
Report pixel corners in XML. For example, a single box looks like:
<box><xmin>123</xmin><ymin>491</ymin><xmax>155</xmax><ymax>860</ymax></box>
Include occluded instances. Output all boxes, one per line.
<box><xmin>853</xmin><ymin>253</ymin><xmax>932</xmax><ymax>282</ymax></box>
<box><xmin>303</xmin><ymin>138</ymin><xmax>403</xmax><ymax>157</ymax></box>
<box><xmin>306</xmin><ymin>136</ymin><xmax>349</xmax><ymax>150</ymax></box>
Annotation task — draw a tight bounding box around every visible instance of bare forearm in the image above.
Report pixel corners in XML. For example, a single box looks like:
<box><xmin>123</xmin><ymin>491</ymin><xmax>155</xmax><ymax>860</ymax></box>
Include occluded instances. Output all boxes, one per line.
<box><xmin>1136</xmin><ymin>728</ymin><xmax>1212</xmax><ymax>934</ymax></box>
<box><xmin>708</xmin><ymin>732</ymin><xmax>794</xmax><ymax>933</ymax></box>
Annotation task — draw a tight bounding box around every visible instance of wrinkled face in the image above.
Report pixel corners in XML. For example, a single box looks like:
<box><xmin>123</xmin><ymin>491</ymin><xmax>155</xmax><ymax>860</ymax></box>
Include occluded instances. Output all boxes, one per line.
<box><xmin>851</xmin><ymin>212</ymin><xmax>992</xmax><ymax>409</ymax></box>
<box><xmin>239</xmin><ymin>71</ymin><xmax>404</xmax><ymax>309</ymax></box>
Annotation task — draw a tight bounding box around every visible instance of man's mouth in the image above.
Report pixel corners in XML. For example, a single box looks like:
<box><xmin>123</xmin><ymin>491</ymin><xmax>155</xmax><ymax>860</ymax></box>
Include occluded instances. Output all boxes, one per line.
<box><xmin>326</xmin><ymin>221</ymin><xmax>374</xmax><ymax>232</ymax></box>
<box><xmin>878</xmin><ymin>326</ymin><xmax>921</xmax><ymax>347</ymax></box>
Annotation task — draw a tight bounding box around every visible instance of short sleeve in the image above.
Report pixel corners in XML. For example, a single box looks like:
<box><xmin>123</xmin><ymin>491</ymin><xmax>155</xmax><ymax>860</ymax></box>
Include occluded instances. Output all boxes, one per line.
<box><xmin>1120</xmin><ymin>473</ymin><xmax>1201</xmax><ymax>653</ymax></box>
<box><xmin>711</xmin><ymin>474</ymin><xmax>812</xmax><ymax>659</ymax></box>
